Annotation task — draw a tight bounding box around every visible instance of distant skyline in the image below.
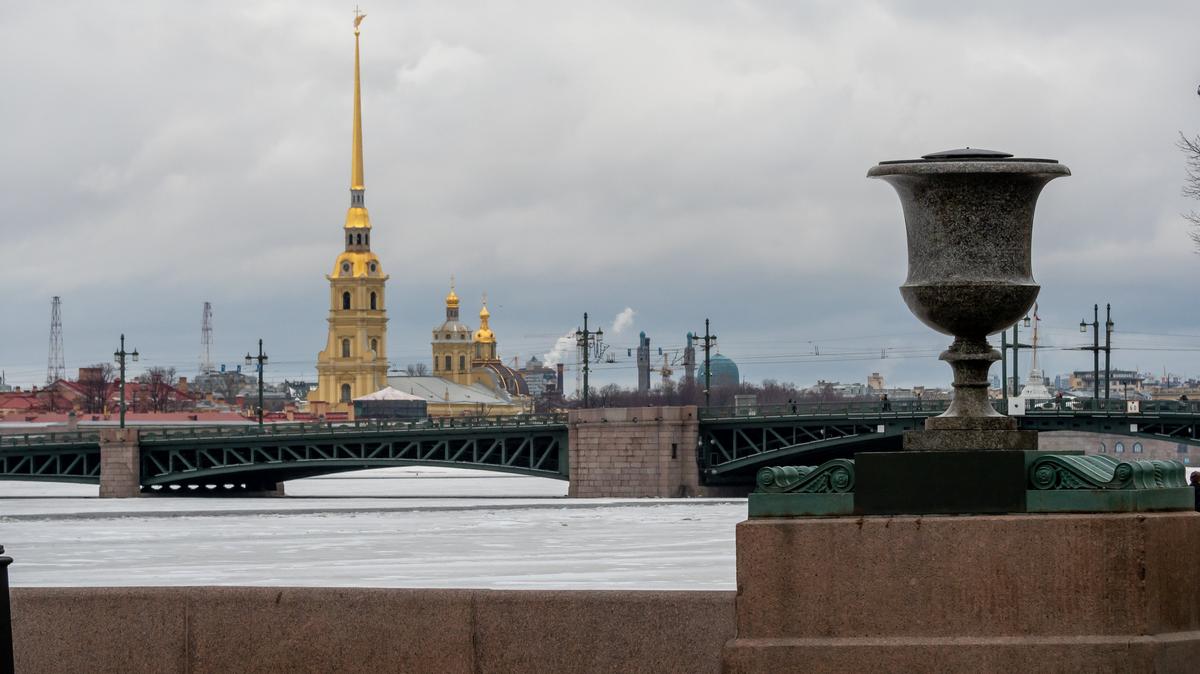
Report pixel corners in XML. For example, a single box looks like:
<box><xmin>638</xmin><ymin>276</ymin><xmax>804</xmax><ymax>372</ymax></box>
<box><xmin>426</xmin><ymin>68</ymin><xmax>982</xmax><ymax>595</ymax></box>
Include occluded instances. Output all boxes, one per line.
<box><xmin>3</xmin><ymin>1</ymin><xmax>1200</xmax><ymax>391</ymax></box>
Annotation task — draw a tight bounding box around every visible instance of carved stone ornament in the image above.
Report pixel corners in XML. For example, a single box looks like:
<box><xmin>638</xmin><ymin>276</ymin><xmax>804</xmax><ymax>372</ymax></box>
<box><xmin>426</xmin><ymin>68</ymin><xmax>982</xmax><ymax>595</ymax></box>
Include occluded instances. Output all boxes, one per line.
<box><xmin>1028</xmin><ymin>454</ymin><xmax>1188</xmax><ymax>491</ymax></box>
<box><xmin>756</xmin><ymin>459</ymin><xmax>856</xmax><ymax>494</ymax></box>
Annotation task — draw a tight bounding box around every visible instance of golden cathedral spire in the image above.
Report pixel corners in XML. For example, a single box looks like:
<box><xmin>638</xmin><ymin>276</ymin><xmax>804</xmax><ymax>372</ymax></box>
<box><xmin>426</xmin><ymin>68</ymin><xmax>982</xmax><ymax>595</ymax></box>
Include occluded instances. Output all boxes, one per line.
<box><xmin>310</xmin><ymin>9</ymin><xmax>388</xmax><ymax>417</ymax></box>
<box><xmin>351</xmin><ymin>8</ymin><xmax>366</xmax><ymax>190</ymax></box>
<box><xmin>344</xmin><ymin>8</ymin><xmax>371</xmax><ymax>229</ymax></box>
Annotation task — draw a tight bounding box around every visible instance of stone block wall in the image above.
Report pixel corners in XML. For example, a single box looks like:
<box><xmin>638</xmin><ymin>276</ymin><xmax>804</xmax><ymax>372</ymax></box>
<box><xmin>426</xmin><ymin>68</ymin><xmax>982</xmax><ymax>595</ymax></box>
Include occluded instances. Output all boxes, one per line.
<box><xmin>98</xmin><ymin>428</ymin><xmax>140</xmax><ymax>498</ymax></box>
<box><xmin>568</xmin><ymin>406</ymin><xmax>743</xmax><ymax>497</ymax></box>
<box><xmin>10</xmin><ymin>587</ymin><xmax>735</xmax><ymax>674</ymax></box>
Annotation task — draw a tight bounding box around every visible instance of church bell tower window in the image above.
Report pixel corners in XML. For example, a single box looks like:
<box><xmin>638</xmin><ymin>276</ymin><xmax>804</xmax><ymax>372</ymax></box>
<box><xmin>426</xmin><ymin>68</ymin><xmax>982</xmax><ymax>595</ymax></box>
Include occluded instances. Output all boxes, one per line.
<box><xmin>370</xmin><ymin>292</ymin><xmax>377</xmax><ymax>310</ymax></box>
<box><xmin>342</xmin><ymin>292</ymin><xmax>351</xmax><ymax>310</ymax></box>
<box><xmin>340</xmin><ymin>384</ymin><xmax>351</xmax><ymax>402</ymax></box>
<box><xmin>342</xmin><ymin>339</ymin><xmax>351</xmax><ymax>358</ymax></box>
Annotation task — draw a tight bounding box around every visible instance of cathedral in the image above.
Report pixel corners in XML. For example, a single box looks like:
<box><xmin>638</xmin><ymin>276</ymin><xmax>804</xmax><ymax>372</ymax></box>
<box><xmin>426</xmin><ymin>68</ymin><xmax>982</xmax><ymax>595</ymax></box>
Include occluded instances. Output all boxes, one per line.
<box><xmin>309</xmin><ymin>13</ymin><xmax>388</xmax><ymax>416</ymax></box>
<box><xmin>384</xmin><ymin>284</ymin><xmax>529</xmax><ymax>417</ymax></box>
<box><xmin>308</xmin><ymin>15</ymin><xmax>527</xmax><ymax>418</ymax></box>
<box><xmin>429</xmin><ymin>284</ymin><xmax>528</xmax><ymax>398</ymax></box>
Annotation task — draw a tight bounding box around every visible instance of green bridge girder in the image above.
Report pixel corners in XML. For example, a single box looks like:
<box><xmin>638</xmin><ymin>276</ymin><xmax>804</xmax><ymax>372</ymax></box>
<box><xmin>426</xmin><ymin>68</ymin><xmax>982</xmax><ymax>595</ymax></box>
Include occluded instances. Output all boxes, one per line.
<box><xmin>0</xmin><ymin>432</ymin><xmax>101</xmax><ymax>484</ymax></box>
<box><xmin>139</xmin><ymin>421</ymin><xmax>569</xmax><ymax>491</ymax></box>
<box><xmin>0</xmin><ymin>417</ymin><xmax>569</xmax><ymax>492</ymax></box>
<box><xmin>697</xmin><ymin>400</ymin><xmax>1200</xmax><ymax>484</ymax></box>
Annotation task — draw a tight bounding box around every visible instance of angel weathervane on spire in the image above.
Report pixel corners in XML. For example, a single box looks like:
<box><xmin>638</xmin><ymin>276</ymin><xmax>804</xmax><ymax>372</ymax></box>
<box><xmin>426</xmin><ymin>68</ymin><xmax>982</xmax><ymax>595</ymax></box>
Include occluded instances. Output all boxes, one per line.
<box><xmin>354</xmin><ymin>6</ymin><xmax>366</xmax><ymax>34</ymax></box>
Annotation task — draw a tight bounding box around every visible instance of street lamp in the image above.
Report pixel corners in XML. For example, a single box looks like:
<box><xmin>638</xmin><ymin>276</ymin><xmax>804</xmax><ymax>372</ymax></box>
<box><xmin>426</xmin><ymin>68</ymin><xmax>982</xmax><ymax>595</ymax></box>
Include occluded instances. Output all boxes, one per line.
<box><xmin>1022</xmin><ymin>315</ymin><xmax>1031</xmax><ymax>328</ymax></box>
<box><xmin>113</xmin><ymin>334</ymin><xmax>139</xmax><ymax>429</ymax></box>
<box><xmin>245</xmin><ymin>338</ymin><xmax>268</xmax><ymax>426</ymax></box>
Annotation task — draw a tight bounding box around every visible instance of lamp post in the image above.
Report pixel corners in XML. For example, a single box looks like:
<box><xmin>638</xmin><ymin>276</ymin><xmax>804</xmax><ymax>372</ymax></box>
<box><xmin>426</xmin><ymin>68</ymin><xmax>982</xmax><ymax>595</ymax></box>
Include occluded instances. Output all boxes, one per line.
<box><xmin>1080</xmin><ymin>304</ymin><xmax>1101</xmax><ymax>407</ymax></box>
<box><xmin>245</xmin><ymin>339</ymin><xmax>268</xmax><ymax>426</ymax></box>
<box><xmin>692</xmin><ymin>319</ymin><xmax>718</xmax><ymax>409</ymax></box>
<box><xmin>575</xmin><ymin>314</ymin><xmax>602</xmax><ymax>408</ymax></box>
<box><xmin>113</xmin><ymin>334</ymin><xmax>139</xmax><ymax>429</ymax></box>
<box><xmin>1</xmin><ymin>544</ymin><xmax>12</xmax><ymax>674</ymax></box>
<box><xmin>1000</xmin><ymin>316</ymin><xmax>1032</xmax><ymax>400</ymax></box>
<box><xmin>1104</xmin><ymin>303</ymin><xmax>1114</xmax><ymax>403</ymax></box>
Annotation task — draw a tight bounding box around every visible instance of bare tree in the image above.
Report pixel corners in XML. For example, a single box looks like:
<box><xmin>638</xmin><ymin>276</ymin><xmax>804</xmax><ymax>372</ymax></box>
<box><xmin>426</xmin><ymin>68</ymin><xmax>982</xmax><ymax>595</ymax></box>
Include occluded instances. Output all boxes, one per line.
<box><xmin>405</xmin><ymin>363</ymin><xmax>429</xmax><ymax>376</ymax></box>
<box><xmin>210</xmin><ymin>371</ymin><xmax>247</xmax><ymax>408</ymax></box>
<box><xmin>77</xmin><ymin>364</ymin><xmax>114</xmax><ymax>414</ymax></box>
<box><xmin>1178</xmin><ymin>132</ymin><xmax>1200</xmax><ymax>248</ymax></box>
<box><xmin>137</xmin><ymin>366</ymin><xmax>180</xmax><ymax>412</ymax></box>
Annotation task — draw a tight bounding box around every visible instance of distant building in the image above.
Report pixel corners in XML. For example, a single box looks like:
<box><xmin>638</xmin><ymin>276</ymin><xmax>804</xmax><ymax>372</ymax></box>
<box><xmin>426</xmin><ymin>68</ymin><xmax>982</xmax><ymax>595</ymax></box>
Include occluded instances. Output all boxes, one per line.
<box><xmin>636</xmin><ymin>332</ymin><xmax>651</xmax><ymax>393</ymax></box>
<box><xmin>519</xmin><ymin>356</ymin><xmax>558</xmax><ymax>398</ymax></box>
<box><xmin>1069</xmin><ymin>369</ymin><xmax>1144</xmax><ymax>394</ymax></box>
<box><xmin>700</xmin><ymin>354</ymin><xmax>740</xmax><ymax>389</ymax></box>
<box><xmin>867</xmin><ymin>372</ymin><xmax>885</xmax><ymax>391</ymax></box>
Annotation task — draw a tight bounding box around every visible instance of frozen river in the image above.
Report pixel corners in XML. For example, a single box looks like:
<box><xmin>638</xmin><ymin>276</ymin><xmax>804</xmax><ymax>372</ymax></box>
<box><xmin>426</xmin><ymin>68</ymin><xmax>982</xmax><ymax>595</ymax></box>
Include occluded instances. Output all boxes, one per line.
<box><xmin>0</xmin><ymin>468</ymin><xmax>744</xmax><ymax>589</ymax></box>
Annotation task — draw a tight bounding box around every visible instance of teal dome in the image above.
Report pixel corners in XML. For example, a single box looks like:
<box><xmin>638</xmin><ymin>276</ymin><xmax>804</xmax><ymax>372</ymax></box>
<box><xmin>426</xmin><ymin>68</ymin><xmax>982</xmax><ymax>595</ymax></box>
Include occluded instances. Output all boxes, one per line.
<box><xmin>703</xmin><ymin>353</ymin><xmax>739</xmax><ymax>388</ymax></box>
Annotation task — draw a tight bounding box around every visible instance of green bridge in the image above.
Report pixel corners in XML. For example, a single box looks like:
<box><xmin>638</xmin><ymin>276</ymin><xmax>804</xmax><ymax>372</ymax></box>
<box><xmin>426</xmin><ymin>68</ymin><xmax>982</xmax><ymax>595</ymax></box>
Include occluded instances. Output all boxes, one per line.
<box><xmin>2</xmin><ymin>402</ymin><xmax>1199</xmax><ymax>493</ymax></box>
<box><xmin>697</xmin><ymin>400</ymin><xmax>1200</xmax><ymax>485</ymax></box>
<box><xmin>0</xmin><ymin>415</ymin><xmax>569</xmax><ymax>493</ymax></box>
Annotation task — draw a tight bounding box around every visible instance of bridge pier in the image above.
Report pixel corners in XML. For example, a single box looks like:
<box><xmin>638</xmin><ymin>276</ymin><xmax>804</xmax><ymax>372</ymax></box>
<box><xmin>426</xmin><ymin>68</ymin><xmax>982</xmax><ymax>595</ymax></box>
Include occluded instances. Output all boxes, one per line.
<box><xmin>98</xmin><ymin>428</ymin><xmax>141</xmax><ymax>498</ymax></box>
<box><xmin>568</xmin><ymin>406</ymin><xmax>745</xmax><ymax>498</ymax></box>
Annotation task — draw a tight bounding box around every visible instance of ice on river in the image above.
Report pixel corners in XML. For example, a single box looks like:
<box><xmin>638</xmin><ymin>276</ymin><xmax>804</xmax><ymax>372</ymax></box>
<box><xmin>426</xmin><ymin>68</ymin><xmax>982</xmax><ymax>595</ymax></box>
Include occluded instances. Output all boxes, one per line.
<box><xmin>0</xmin><ymin>468</ymin><xmax>744</xmax><ymax>589</ymax></box>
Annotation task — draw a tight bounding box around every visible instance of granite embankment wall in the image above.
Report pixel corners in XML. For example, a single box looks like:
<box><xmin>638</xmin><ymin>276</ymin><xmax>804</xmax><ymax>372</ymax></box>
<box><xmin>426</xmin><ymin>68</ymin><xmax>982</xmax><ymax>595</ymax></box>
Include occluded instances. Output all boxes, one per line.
<box><xmin>10</xmin><ymin>587</ymin><xmax>735</xmax><ymax>673</ymax></box>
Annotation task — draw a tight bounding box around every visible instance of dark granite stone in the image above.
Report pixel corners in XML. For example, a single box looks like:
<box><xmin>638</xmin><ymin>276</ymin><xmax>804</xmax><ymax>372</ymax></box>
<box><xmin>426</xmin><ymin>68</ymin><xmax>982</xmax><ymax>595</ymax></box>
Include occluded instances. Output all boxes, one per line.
<box><xmin>903</xmin><ymin>429</ymin><xmax>1038</xmax><ymax>451</ymax></box>
<box><xmin>855</xmin><ymin>450</ymin><xmax>1030</xmax><ymax>514</ymax></box>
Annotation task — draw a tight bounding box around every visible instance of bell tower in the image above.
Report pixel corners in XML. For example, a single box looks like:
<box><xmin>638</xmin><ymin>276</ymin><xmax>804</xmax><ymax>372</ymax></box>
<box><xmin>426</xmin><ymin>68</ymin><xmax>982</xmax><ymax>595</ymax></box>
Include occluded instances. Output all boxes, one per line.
<box><xmin>311</xmin><ymin>10</ymin><xmax>388</xmax><ymax>414</ymax></box>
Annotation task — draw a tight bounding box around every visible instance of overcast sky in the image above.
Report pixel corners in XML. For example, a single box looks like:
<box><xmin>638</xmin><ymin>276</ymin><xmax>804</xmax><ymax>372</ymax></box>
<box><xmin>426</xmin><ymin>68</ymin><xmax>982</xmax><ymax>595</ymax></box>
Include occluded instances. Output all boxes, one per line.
<box><xmin>2</xmin><ymin>1</ymin><xmax>1200</xmax><ymax>391</ymax></box>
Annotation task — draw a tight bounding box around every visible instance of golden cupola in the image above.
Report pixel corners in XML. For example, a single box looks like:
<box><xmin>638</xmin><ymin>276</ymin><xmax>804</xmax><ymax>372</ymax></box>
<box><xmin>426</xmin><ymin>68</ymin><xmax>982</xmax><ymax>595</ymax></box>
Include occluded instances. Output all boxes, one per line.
<box><xmin>473</xmin><ymin>301</ymin><xmax>496</xmax><ymax>344</ymax></box>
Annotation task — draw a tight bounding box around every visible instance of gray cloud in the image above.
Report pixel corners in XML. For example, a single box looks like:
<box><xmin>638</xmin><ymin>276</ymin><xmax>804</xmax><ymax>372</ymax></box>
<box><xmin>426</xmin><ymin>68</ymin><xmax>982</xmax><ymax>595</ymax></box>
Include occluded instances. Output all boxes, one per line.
<box><xmin>2</xmin><ymin>1</ymin><xmax>1199</xmax><ymax>390</ymax></box>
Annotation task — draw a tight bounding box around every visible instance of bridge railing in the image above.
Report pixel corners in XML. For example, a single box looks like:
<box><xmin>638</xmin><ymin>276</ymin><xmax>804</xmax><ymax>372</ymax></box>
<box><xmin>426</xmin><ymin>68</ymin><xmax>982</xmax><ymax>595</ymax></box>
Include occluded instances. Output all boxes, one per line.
<box><xmin>700</xmin><ymin>397</ymin><xmax>1200</xmax><ymax>421</ymax></box>
<box><xmin>699</xmin><ymin>400</ymin><xmax>950</xmax><ymax>420</ymax></box>
<box><xmin>0</xmin><ymin>430</ymin><xmax>100</xmax><ymax>448</ymax></box>
<box><xmin>137</xmin><ymin>413</ymin><xmax>569</xmax><ymax>442</ymax></box>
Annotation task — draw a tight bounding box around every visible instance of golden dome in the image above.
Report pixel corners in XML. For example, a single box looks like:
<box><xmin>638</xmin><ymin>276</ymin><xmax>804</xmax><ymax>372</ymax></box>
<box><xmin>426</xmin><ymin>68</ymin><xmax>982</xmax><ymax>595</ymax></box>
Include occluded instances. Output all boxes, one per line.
<box><xmin>473</xmin><ymin>301</ymin><xmax>496</xmax><ymax>344</ymax></box>
<box><xmin>330</xmin><ymin>250</ymin><xmax>383</xmax><ymax>277</ymax></box>
<box><xmin>446</xmin><ymin>287</ymin><xmax>459</xmax><ymax>309</ymax></box>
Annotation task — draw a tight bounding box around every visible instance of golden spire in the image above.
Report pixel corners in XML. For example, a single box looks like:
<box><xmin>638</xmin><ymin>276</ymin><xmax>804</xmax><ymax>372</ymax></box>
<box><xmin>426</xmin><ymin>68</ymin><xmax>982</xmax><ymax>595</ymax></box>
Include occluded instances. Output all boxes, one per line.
<box><xmin>344</xmin><ymin>8</ymin><xmax>371</xmax><ymax>230</ymax></box>
<box><xmin>351</xmin><ymin>8</ymin><xmax>365</xmax><ymax>191</ymax></box>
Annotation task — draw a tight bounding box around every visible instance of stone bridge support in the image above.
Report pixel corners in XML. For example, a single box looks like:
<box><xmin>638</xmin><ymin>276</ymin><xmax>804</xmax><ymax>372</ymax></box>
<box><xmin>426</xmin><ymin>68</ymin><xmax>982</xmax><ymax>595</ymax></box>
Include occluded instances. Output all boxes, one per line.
<box><xmin>98</xmin><ymin>428</ymin><xmax>141</xmax><ymax>498</ymax></box>
<box><xmin>567</xmin><ymin>406</ymin><xmax>745</xmax><ymax>498</ymax></box>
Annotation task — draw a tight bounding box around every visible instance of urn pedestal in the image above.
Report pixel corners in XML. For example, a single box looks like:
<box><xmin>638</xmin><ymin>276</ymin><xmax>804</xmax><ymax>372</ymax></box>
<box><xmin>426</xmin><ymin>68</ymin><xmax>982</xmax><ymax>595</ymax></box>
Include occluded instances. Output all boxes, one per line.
<box><xmin>723</xmin><ymin>149</ymin><xmax>1199</xmax><ymax>673</ymax></box>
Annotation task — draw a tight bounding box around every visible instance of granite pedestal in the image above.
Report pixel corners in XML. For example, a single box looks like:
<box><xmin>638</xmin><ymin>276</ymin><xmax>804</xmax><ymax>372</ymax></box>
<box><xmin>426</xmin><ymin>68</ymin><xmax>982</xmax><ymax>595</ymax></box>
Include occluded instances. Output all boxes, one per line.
<box><xmin>722</xmin><ymin>511</ymin><xmax>1200</xmax><ymax>673</ymax></box>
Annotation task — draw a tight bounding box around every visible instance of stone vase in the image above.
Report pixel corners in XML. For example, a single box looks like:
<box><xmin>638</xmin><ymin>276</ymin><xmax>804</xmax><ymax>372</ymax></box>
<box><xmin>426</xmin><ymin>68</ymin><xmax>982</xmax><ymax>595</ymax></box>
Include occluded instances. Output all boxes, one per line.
<box><xmin>868</xmin><ymin>149</ymin><xmax>1069</xmax><ymax>428</ymax></box>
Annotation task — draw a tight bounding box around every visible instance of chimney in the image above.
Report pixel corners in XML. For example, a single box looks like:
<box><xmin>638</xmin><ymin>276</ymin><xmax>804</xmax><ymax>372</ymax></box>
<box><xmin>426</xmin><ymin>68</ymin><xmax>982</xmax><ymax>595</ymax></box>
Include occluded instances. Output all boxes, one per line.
<box><xmin>556</xmin><ymin>363</ymin><xmax>564</xmax><ymax>393</ymax></box>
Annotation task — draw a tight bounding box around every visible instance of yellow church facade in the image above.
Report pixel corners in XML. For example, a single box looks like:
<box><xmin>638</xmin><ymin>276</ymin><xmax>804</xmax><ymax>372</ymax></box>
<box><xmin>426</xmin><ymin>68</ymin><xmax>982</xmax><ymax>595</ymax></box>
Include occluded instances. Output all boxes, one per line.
<box><xmin>309</xmin><ymin>13</ymin><xmax>388</xmax><ymax>416</ymax></box>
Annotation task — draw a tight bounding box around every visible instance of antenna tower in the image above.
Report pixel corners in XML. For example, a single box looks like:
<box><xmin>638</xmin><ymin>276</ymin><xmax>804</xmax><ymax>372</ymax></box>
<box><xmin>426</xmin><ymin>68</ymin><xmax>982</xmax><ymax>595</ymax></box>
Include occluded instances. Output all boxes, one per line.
<box><xmin>46</xmin><ymin>296</ymin><xmax>65</xmax><ymax>384</ymax></box>
<box><xmin>200</xmin><ymin>302</ymin><xmax>214</xmax><ymax>373</ymax></box>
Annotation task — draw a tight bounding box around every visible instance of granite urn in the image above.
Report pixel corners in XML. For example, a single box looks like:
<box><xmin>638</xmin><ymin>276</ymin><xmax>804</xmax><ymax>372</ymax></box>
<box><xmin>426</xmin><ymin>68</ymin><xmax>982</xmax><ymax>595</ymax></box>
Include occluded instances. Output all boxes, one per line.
<box><xmin>867</xmin><ymin>148</ymin><xmax>1070</xmax><ymax>429</ymax></box>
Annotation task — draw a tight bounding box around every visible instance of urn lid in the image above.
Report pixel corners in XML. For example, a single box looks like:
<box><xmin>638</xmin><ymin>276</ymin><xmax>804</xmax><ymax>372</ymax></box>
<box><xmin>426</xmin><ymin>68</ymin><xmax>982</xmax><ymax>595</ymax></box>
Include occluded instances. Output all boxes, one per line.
<box><xmin>868</xmin><ymin>148</ymin><xmax>1069</xmax><ymax>177</ymax></box>
<box><xmin>876</xmin><ymin>147</ymin><xmax>1061</xmax><ymax>166</ymax></box>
